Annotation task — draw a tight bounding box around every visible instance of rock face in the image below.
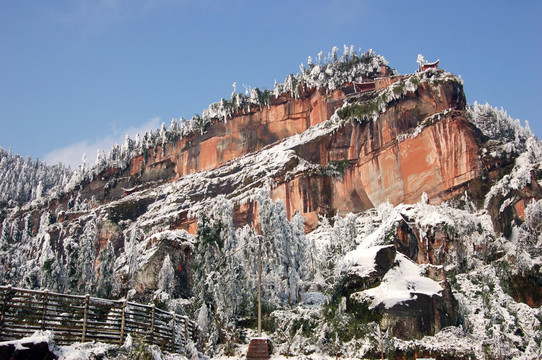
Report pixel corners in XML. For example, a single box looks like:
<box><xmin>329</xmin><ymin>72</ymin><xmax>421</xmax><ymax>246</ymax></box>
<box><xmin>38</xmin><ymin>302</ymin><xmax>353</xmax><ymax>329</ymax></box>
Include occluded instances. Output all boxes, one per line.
<box><xmin>501</xmin><ymin>264</ymin><xmax>542</xmax><ymax>308</ymax></box>
<box><xmin>2</xmin><ymin>66</ymin><xmax>528</xmax><ymax>348</ymax></box>
<box><xmin>4</xmin><ymin>69</ymin><xmax>477</xmax><ymax>314</ymax></box>
<box><xmin>133</xmin><ymin>236</ymin><xmax>193</xmax><ymax>298</ymax></box>
<box><xmin>339</xmin><ymin>246</ymin><xmax>397</xmax><ymax>297</ymax></box>
<box><xmin>0</xmin><ymin>341</ymin><xmax>57</xmax><ymax>360</ymax></box>
<box><xmin>70</xmin><ymin>88</ymin><xmax>344</xmax><ymax>207</ymax></box>
<box><xmin>47</xmin><ymin>70</ymin><xmax>480</xmax><ymax>235</ymax></box>
<box><xmin>133</xmin><ymin>90</ymin><xmax>335</xmax><ymax>178</ymax></box>
<box><xmin>378</xmin><ymin>291</ymin><xmax>456</xmax><ymax>340</ymax></box>
<box><xmin>265</xmin><ymin>82</ymin><xmax>481</xmax><ymax>234</ymax></box>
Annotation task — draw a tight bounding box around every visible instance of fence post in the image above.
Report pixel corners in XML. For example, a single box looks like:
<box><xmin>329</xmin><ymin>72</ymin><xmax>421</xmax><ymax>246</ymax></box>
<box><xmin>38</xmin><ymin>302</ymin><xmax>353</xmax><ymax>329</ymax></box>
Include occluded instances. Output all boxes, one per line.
<box><xmin>41</xmin><ymin>290</ymin><xmax>48</xmax><ymax>331</ymax></box>
<box><xmin>81</xmin><ymin>294</ymin><xmax>90</xmax><ymax>342</ymax></box>
<box><xmin>0</xmin><ymin>285</ymin><xmax>12</xmax><ymax>334</ymax></box>
<box><xmin>195</xmin><ymin>322</ymin><xmax>204</xmax><ymax>352</ymax></box>
<box><xmin>150</xmin><ymin>305</ymin><xmax>155</xmax><ymax>344</ymax></box>
<box><xmin>119</xmin><ymin>299</ymin><xmax>127</xmax><ymax>345</ymax></box>
<box><xmin>184</xmin><ymin>316</ymin><xmax>189</xmax><ymax>347</ymax></box>
<box><xmin>171</xmin><ymin>313</ymin><xmax>176</xmax><ymax>351</ymax></box>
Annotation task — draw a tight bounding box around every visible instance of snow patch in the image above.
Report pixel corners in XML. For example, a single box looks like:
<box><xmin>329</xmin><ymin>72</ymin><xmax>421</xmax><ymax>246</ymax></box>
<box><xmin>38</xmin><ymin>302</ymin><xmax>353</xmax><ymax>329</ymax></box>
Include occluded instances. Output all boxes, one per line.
<box><xmin>353</xmin><ymin>253</ymin><xmax>443</xmax><ymax>309</ymax></box>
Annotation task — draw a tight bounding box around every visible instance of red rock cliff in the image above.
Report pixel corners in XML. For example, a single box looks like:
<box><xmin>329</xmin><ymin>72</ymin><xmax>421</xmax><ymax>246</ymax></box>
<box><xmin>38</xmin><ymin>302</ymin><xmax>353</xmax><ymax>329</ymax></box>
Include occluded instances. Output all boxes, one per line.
<box><xmin>266</xmin><ymin>74</ymin><xmax>481</xmax><ymax>230</ymax></box>
<box><xmin>62</xmin><ymin>70</ymin><xmax>482</xmax><ymax>234</ymax></box>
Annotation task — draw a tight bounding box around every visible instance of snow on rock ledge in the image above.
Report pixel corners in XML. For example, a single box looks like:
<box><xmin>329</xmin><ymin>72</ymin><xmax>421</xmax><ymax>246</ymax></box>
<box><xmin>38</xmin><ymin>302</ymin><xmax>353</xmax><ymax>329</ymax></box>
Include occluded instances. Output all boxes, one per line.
<box><xmin>354</xmin><ymin>252</ymin><xmax>443</xmax><ymax>309</ymax></box>
<box><xmin>338</xmin><ymin>244</ymin><xmax>457</xmax><ymax>340</ymax></box>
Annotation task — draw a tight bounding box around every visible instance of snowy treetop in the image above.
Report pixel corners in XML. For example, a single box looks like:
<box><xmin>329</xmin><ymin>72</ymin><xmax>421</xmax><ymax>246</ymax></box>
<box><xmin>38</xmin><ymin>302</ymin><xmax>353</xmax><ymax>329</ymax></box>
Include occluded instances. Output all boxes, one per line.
<box><xmin>466</xmin><ymin>102</ymin><xmax>542</xmax><ymax>209</ymax></box>
<box><xmin>467</xmin><ymin>101</ymin><xmax>535</xmax><ymax>154</ymax></box>
<box><xmin>337</xmin><ymin>68</ymin><xmax>462</xmax><ymax>124</ymax></box>
<box><xmin>276</xmin><ymin>46</ymin><xmax>394</xmax><ymax>98</ymax></box>
<box><xmin>0</xmin><ymin>147</ymin><xmax>73</xmax><ymax>207</ymax></box>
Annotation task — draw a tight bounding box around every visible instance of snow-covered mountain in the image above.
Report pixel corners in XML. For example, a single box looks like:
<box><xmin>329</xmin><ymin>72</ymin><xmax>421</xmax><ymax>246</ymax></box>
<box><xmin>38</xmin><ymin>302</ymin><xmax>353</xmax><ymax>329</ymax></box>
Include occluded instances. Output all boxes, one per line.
<box><xmin>0</xmin><ymin>47</ymin><xmax>540</xmax><ymax>359</ymax></box>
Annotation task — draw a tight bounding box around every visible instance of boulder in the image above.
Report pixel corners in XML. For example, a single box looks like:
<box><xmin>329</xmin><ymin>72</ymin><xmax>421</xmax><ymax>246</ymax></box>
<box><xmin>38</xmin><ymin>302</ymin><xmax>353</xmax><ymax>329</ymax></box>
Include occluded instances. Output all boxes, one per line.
<box><xmin>341</xmin><ymin>247</ymin><xmax>457</xmax><ymax>340</ymax></box>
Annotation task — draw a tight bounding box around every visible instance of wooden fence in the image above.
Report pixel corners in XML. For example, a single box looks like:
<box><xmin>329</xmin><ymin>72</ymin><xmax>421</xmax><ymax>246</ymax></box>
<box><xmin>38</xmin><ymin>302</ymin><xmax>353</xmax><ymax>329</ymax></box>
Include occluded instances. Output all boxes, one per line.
<box><xmin>0</xmin><ymin>286</ymin><xmax>200</xmax><ymax>353</ymax></box>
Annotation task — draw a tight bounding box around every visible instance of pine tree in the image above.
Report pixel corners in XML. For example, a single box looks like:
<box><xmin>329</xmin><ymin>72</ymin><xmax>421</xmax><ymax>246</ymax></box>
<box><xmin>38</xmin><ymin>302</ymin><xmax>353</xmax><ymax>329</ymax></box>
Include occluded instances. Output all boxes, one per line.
<box><xmin>193</xmin><ymin>210</ymin><xmax>223</xmax><ymax>341</ymax></box>
<box><xmin>237</xmin><ymin>225</ymin><xmax>260</xmax><ymax>305</ymax></box>
<box><xmin>125</xmin><ymin>227</ymin><xmax>141</xmax><ymax>283</ymax></box>
<box><xmin>159</xmin><ymin>123</ymin><xmax>167</xmax><ymax>144</ymax></box>
<box><xmin>93</xmin><ymin>150</ymin><xmax>107</xmax><ymax>175</ymax></box>
<box><xmin>122</xmin><ymin>134</ymin><xmax>134</xmax><ymax>161</ymax></box>
<box><xmin>80</xmin><ymin>153</ymin><xmax>87</xmax><ymax>174</ymax></box>
<box><xmin>109</xmin><ymin>143</ymin><xmax>121</xmax><ymax>168</ymax></box>
<box><xmin>63</xmin><ymin>236</ymin><xmax>79</xmax><ymax>289</ymax></box>
<box><xmin>97</xmin><ymin>242</ymin><xmax>116</xmax><ymax>298</ymax></box>
<box><xmin>258</xmin><ymin>195</ymin><xmax>284</xmax><ymax>303</ymax></box>
<box><xmin>258</xmin><ymin>196</ymin><xmax>310</xmax><ymax>306</ymax></box>
<box><xmin>40</xmin><ymin>236</ymin><xmax>67</xmax><ymax>293</ymax></box>
<box><xmin>76</xmin><ymin>220</ymin><xmax>97</xmax><ymax>294</ymax></box>
<box><xmin>158</xmin><ymin>254</ymin><xmax>175</xmax><ymax>296</ymax></box>
<box><xmin>134</xmin><ymin>133</ymin><xmax>142</xmax><ymax>154</ymax></box>
<box><xmin>38</xmin><ymin>211</ymin><xmax>52</xmax><ymax>234</ymax></box>
<box><xmin>292</xmin><ymin>211</ymin><xmax>312</xmax><ymax>286</ymax></box>
<box><xmin>35</xmin><ymin>181</ymin><xmax>44</xmax><ymax>200</ymax></box>
<box><xmin>168</xmin><ymin>118</ymin><xmax>181</xmax><ymax>138</ymax></box>
<box><xmin>192</xmin><ymin>194</ymin><xmax>259</xmax><ymax>353</ymax></box>
<box><xmin>0</xmin><ymin>219</ymin><xmax>11</xmax><ymax>245</ymax></box>
<box><xmin>334</xmin><ymin>212</ymin><xmax>358</xmax><ymax>254</ymax></box>
<box><xmin>318</xmin><ymin>215</ymin><xmax>338</xmax><ymax>289</ymax></box>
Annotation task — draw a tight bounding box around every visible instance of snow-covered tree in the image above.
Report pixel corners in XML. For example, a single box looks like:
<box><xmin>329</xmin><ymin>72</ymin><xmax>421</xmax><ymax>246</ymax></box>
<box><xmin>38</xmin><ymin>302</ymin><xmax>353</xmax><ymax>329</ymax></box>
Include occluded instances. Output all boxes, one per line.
<box><xmin>97</xmin><ymin>241</ymin><xmax>116</xmax><ymax>298</ymax></box>
<box><xmin>522</xmin><ymin>199</ymin><xmax>542</xmax><ymax>250</ymax></box>
<box><xmin>93</xmin><ymin>149</ymin><xmax>107</xmax><ymax>175</ymax></box>
<box><xmin>159</xmin><ymin>123</ymin><xmax>168</xmax><ymax>155</ymax></box>
<box><xmin>80</xmin><ymin>153</ymin><xmax>87</xmax><ymax>174</ymax></box>
<box><xmin>237</xmin><ymin>225</ymin><xmax>260</xmax><ymax>303</ymax></box>
<box><xmin>193</xmin><ymin>196</ymin><xmax>245</xmax><ymax>328</ymax></box>
<box><xmin>168</xmin><ymin>118</ymin><xmax>181</xmax><ymax>138</ymax></box>
<box><xmin>318</xmin><ymin>214</ymin><xmax>339</xmax><ymax>284</ymax></box>
<box><xmin>76</xmin><ymin>220</ymin><xmax>97</xmax><ymax>293</ymax></box>
<box><xmin>157</xmin><ymin>254</ymin><xmax>175</xmax><ymax>296</ymax></box>
<box><xmin>35</xmin><ymin>181</ymin><xmax>44</xmax><ymax>200</ymax></box>
<box><xmin>125</xmin><ymin>227</ymin><xmax>141</xmax><ymax>282</ymax></box>
<box><xmin>38</xmin><ymin>211</ymin><xmax>52</xmax><ymax>234</ymax></box>
<box><xmin>192</xmin><ymin>114</ymin><xmax>208</xmax><ymax>135</ymax></box>
<box><xmin>0</xmin><ymin>219</ymin><xmax>11</xmax><ymax>246</ymax></box>
<box><xmin>292</xmin><ymin>211</ymin><xmax>315</xmax><ymax>281</ymax></box>
<box><xmin>258</xmin><ymin>196</ymin><xmax>312</xmax><ymax>306</ymax></box>
<box><xmin>40</xmin><ymin>241</ymin><xmax>68</xmax><ymax>293</ymax></box>
<box><xmin>417</xmin><ymin>54</ymin><xmax>426</xmax><ymax>70</ymax></box>
<box><xmin>467</xmin><ymin>101</ymin><xmax>534</xmax><ymax>155</ymax></box>
<box><xmin>0</xmin><ymin>147</ymin><xmax>73</xmax><ymax>207</ymax></box>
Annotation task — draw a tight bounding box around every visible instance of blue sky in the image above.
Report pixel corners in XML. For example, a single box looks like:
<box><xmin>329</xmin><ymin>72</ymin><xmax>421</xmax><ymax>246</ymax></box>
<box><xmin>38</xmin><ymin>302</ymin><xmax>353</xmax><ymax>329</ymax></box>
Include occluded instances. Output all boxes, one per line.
<box><xmin>1</xmin><ymin>0</ymin><xmax>540</xmax><ymax>168</ymax></box>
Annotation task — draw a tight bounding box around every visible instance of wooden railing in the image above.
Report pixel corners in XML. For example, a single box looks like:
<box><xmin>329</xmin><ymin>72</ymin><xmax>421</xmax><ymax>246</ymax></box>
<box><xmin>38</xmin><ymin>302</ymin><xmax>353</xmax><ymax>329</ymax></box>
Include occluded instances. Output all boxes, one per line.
<box><xmin>0</xmin><ymin>286</ymin><xmax>200</xmax><ymax>353</ymax></box>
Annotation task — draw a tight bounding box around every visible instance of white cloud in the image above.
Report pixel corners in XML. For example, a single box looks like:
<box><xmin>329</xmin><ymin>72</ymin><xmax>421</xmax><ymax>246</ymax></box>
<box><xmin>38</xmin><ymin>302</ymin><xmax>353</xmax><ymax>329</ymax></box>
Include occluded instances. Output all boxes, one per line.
<box><xmin>44</xmin><ymin>117</ymin><xmax>162</xmax><ymax>169</ymax></box>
